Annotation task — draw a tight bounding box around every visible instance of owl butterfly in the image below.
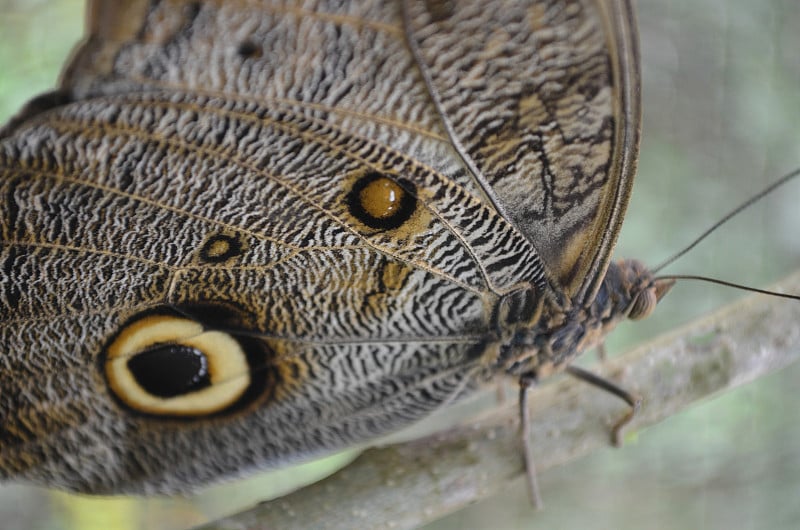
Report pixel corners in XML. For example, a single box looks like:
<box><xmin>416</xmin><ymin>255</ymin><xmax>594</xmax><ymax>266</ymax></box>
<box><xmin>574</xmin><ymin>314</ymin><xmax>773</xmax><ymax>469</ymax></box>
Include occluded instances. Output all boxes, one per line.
<box><xmin>0</xmin><ymin>0</ymin><xmax>671</xmax><ymax>497</ymax></box>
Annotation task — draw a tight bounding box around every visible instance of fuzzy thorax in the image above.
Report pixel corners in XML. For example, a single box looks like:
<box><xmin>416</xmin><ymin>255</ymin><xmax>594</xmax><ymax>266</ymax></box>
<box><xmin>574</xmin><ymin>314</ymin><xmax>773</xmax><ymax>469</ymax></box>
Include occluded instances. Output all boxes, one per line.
<box><xmin>498</xmin><ymin>259</ymin><xmax>675</xmax><ymax>378</ymax></box>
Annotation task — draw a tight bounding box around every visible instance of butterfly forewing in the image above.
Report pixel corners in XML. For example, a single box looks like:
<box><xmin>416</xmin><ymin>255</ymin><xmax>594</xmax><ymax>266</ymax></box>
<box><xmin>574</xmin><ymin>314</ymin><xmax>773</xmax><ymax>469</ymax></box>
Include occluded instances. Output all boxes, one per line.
<box><xmin>0</xmin><ymin>0</ymin><xmax>638</xmax><ymax>493</ymax></box>
<box><xmin>403</xmin><ymin>0</ymin><xmax>640</xmax><ymax>300</ymax></box>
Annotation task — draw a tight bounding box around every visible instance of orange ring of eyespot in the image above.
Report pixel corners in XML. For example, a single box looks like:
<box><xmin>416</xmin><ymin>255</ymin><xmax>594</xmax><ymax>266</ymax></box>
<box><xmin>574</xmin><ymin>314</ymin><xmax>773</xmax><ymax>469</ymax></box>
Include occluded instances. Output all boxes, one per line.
<box><xmin>105</xmin><ymin>315</ymin><xmax>250</xmax><ymax>417</ymax></box>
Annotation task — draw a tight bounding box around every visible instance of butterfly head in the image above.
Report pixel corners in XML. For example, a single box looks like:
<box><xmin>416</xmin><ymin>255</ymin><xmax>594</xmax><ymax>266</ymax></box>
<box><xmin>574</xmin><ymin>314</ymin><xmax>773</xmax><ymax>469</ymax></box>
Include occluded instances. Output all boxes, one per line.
<box><xmin>609</xmin><ymin>259</ymin><xmax>675</xmax><ymax>322</ymax></box>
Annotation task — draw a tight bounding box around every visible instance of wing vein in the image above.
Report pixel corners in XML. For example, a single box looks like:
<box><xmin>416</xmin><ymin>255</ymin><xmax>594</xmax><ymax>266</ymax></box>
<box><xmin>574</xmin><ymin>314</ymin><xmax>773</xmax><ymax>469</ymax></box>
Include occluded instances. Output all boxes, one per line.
<box><xmin>41</xmin><ymin>115</ymin><xmax>484</xmax><ymax>296</ymax></box>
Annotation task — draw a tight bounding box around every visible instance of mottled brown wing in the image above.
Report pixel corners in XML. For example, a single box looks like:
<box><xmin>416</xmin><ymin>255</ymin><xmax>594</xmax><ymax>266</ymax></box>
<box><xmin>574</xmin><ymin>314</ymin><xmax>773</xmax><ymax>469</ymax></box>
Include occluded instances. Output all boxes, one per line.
<box><xmin>402</xmin><ymin>0</ymin><xmax>641</xmax><ymax>302</ymax></box>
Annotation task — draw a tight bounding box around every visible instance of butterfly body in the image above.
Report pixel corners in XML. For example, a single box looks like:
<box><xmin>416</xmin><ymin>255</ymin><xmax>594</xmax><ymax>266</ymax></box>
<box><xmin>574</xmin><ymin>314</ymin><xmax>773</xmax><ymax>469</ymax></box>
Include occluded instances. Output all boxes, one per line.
<box><xmin>0</xmin><ymin>0</ymin><xmax>656</xmax><ymax>494</ymax></box>
<box><xmin>500</xmin><ymin>259</ymin><xmax>669</xmax><ymax>378</ymax></box>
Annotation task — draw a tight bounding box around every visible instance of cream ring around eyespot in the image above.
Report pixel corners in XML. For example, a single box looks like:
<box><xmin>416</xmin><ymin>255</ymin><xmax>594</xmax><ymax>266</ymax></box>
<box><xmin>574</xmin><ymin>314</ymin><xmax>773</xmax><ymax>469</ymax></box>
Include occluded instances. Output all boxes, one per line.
<box><xmin>105</xmin><ymin>315</ymin><xmax>250</xmax><ymax>416</ymax></box>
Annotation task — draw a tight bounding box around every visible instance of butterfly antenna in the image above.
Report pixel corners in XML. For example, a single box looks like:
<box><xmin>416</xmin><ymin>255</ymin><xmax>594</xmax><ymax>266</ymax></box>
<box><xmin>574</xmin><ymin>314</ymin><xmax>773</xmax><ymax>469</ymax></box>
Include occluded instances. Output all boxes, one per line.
<box><xmin>653</xmin><ymin>274</ymin><xmax>800</xmax><ymax>302</ymax></box>
<box><xmin>652</xmin><ymin>167</ymin><xmax>800</xmax><ymax>274</ymax></box>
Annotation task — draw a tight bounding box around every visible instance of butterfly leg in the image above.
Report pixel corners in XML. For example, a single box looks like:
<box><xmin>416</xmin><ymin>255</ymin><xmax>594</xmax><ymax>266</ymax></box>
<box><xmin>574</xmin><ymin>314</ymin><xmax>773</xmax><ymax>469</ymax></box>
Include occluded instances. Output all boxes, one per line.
<box><xmin>565</xmin><ymin>365</ymin><xmax>641</xmax><ymax>447</ymax></box>
<box><xmin>518</xmin><ymin>373</ymin><xmax>543</xmax><ymax>509</ymax></box>
<box><xmin>595</xmin><ymin>342</ymin><xmax>608</xmax><ymax>362</ymax></box>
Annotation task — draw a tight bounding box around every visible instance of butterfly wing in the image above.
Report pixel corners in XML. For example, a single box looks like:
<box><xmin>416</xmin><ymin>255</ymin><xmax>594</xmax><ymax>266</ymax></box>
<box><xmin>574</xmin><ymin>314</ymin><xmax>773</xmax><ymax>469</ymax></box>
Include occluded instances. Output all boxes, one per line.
<box><xmin>402</xmin><ymin>0</ymin><xmax>641</xmax><ymax>302</ymax></box>
<box><xmin>0</xmin><ymin>0</ymin><xmax>637</xmax><ymax>493</ymax></box>
<box><xmin>65</xmin><ymin>0</ymin><xmax>639</xmax><ymax>301</ymax></box>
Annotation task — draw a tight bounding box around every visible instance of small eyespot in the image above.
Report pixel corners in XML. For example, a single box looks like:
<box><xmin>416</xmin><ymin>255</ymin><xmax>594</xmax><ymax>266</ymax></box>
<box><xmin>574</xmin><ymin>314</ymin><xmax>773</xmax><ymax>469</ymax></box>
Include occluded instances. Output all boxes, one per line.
<box><xmin>105</xmin><ymin>315</ymin><xmax>250</xmax><ymax>416</ymax></box>
<box><xmin>199</xmin><ymin>233</ymin><xmax>243</xmax><ymax>263</ymax></box>
<box><xmin>347</xmin><ymin>172</ymin><xmax>417</xmax><ymax>230</ymax></box>
<box><xmin>236</xmin><ymin>40</ymin><xmax>262</xmax><ymax>59</ymax></box>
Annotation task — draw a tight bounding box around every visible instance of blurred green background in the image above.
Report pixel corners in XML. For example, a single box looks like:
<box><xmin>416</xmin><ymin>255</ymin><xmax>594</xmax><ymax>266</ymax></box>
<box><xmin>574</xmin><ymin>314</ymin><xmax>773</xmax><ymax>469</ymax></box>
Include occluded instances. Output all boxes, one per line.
<box><xmin>1</xmin><ymin>0</ymin><xmax>799</xmax><ymax>528</ymax></box>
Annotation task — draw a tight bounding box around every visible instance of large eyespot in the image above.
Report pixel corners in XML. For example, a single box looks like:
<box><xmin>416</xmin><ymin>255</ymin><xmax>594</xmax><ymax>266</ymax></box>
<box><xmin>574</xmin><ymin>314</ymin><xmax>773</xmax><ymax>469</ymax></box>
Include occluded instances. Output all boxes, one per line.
<box><xmin>105</xmin><ymin>315</ymin><xmax>251</xmax><ymax>416</ymax></box>
<box><xmin>347</xmin><ymin>172</ymin><xmax>417</xmax><ymax>230</ymax></box>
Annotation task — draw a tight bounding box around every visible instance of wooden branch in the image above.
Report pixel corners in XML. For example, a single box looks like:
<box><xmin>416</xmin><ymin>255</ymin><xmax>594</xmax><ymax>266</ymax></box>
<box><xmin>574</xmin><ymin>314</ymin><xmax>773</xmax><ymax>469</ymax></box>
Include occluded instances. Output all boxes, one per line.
<box><xmin>199</xmin><ymin>271</ymin><xmax>800</xmax><ymax>530</ymax></box>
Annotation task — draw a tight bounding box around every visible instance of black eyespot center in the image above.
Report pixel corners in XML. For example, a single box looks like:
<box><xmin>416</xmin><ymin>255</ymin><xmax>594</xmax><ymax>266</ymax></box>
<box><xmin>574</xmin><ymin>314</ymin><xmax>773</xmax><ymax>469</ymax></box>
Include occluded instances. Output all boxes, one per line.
<box><xmin>347</xmin><ymin>171</ymin><xmax>417</xmax><ymax>230</ymax></box>
<box><xmin>127</xmin><ymin>344</ymin><xmax>211</xmax><ymax>398</ymax></box>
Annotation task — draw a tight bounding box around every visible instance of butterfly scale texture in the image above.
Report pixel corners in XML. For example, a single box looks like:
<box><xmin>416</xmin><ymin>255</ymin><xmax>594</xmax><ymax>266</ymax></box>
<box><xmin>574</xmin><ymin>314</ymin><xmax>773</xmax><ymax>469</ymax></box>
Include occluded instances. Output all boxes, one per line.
<box><xmin>0</xmin><ymin>0</ymin><xmax>641</xmax><ymax>493</ymax></box>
